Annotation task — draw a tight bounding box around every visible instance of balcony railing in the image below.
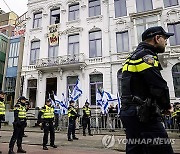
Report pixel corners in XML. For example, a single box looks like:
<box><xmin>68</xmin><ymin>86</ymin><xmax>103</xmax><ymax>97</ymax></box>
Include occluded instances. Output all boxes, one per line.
<box><xmin>36</xmin><ymin>53</ymin><xmax>85</xmax><ymax>69</ymax></box>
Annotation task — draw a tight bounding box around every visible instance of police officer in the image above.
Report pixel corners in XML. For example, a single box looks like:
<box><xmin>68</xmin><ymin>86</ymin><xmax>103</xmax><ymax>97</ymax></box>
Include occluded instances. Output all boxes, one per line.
<box><xmin>0</xmin><ymin>90</ymin><xmax>5</xmax><ymax>137</ymax></box>
<box><xmin>82</xmin><ymin>101</ymin><xmax>93</xmax><ymax>136</ymax></box>
<box><xmin>67</xmin><ymin>100</ymin><xmax>79</xmax><ymax>141</ymax></box>
<box><xmin>37</xmin><ymin>99</ymin><xmax>57</xmax><ymax>150</ymax></box>
<box><xmin>120</xmin><ymin>26</ymin><xmax>174</xmax><ymax>154</ymax></box>
<box><xmin>8</xmin><ymin>96</ymin><xmax>27</xmax><ymax>154</ymax></box>
<box><xmin>0</xmin><ymin>90</ymin><xmax>5</xmax><ymax>154</ymax></box>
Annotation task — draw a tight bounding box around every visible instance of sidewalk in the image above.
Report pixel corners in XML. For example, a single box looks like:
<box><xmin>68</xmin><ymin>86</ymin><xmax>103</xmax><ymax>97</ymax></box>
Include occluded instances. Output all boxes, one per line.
<box><xmin>0</xmin><ymin>126</ymin><xmax>180</xmax><ymax>153</ymax></box>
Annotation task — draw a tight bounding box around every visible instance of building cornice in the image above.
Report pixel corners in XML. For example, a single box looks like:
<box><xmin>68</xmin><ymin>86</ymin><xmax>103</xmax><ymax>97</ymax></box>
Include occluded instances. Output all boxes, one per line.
<box><xmin>130</xmin><ymin>7</ymin><xmax>163</xmax><ymax>20</ymax></box>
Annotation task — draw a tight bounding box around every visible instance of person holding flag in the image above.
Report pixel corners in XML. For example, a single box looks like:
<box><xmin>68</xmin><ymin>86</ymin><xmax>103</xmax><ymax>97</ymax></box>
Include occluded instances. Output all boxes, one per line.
<box><xmin>82</xmin><ymin>100</ymin><xmax>93</xmax><ymax>136</ymax></box>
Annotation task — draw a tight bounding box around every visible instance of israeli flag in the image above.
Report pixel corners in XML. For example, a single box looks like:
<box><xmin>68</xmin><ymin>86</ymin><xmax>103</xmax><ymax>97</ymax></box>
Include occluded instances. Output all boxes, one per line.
<box><xmin>117</xmin><ymin>92</ymin><xmax>121</xmax><ymax>114</ymax></box>
<box><xmin>96</xmin><ymin>90</ymin><xmax>118</xmax><ymax>114</ymax></box>
<box><xmin>54</xmin><ymin>94</ymin><xmax>68</xmax><ymax>115</ymax></box>
<box><xmin>96</xmin><ymin>89</ymin><xmax>103</xmax><ymax>106</ymax></box>
<box><xmin>71</xmin><ymin>79</ymin><xmax>82</xmax><ymax>101</ymax></box>
<box><xmin>61</xmin><ymin>93</ymin><xmax>68</xmax><ymax>115</ymax></box>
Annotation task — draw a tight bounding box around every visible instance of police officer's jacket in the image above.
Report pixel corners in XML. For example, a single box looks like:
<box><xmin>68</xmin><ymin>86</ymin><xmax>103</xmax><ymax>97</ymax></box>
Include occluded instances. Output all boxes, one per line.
<box><xmin>38</xmin><ymin>105</ymin><xmax>54</xmax><ymax>123</ymax></box>
<box><xmin>82</xmin><ymin>105</ymin><xmax>91</xmax><ymax>118</ymax></box>
<box><xmin>68</xmin><ymin>105</ymin><xmax>78</xmax><ymax>120</ymax></box>
<box><xmin>0</xmin><ymin>98</ymin><xmax>5</xmax><ymax>121</ymax></box>
<box><xmin>13</xmin><ymin>103</ymin><xmax>27</xmax><ymax>123</ymax></box>
<box><xmin>121</xmin><ymin>42</ymin><xmax>171</xmax><ymax>110</ymax></box>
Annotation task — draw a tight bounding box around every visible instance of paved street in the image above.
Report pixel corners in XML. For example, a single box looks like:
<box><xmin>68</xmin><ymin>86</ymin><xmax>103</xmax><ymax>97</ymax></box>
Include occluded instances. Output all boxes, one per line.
<box><xmin>0</xmin><ymin>126</ymin><xmax>180</xmax><ymax>154</ymax></box>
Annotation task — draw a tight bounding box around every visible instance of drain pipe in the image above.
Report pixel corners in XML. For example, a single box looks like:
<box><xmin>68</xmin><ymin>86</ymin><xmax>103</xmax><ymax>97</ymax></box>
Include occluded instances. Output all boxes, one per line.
<box><xmin>107</xmin><ymin>1</ymin><xmax>113</xmax><ymax>94</ymax></box>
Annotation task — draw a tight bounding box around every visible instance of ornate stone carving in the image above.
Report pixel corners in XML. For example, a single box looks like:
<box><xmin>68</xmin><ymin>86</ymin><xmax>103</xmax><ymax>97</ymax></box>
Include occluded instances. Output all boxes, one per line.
<box><xmin>66</xmin><ymin>0</ymin><xmax>81</xmax><ymax>4</ymax></box>
<box><xmin>166</xmin><ymin>9</ymin><xmax>180</xmax><ymax>23</ymax></box>
<box><xmin>89</xmin><ymin>26</ymin><xmax>101</xmax><ymax>32</ymax></box>
<box><xmin>63</xmin><ymin>26</ymin><xmax>83</xmax><ymax>35</ymax></box>
<box><xmin>48</xmin><ymin>3</ymin><xmax>62</xmax><ymax>9</ymax></box>
<box><xmin>116</xmin><ymin>18</ymin><xmax>127</xmax><ymax>24</ymax></box>
<box><xmin>31</xmin><ymin>7</ymin><xmax>44</xmax><ymax>13</ymax></box>
<box><xmin>38</xmin><ymin>71</ymin><xmax>43</xmax><ymax>81</ymax></box>
<box><xmin>86</xmin><ymin>15</ymin><xmax>103</xmax><ymax>24</ymax></box>
<box><xmin>58</xmin><ymin>68</ymin><xmax>63</xmax><ymax>80</ymax></box>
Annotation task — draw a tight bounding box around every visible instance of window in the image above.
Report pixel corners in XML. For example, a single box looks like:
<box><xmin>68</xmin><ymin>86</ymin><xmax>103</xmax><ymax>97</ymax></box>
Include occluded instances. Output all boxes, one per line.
<box><xmin>68</xmin><ymin>34</ymin><xmax>79</xmax><ymax>55</ymax></box>
<box><xmin>164</xmin><ymin>0</ymin><xmax>178</xmax><ymax>8</ymax></box>
<box><xmin>89</xmin><ymin>0</ymin><xmax>101</xmax><ymax>17</ymax></box>
<box><xmin>8</xmin><ymin>42</ymin><xmax>20</xmax><ymax>67</ymax></box>
<box><xmin>168</xmin><ymin>23</ymin><xmax>180</xmax><ymax>46</ymax></box>
<box><xmin>50</xmin><ymin>8</ymin><xmax>60</xmax><ymax>25</ymax></box>
<box><xmin>48</xmin><ymin>45</ymin><xmax>58</xmax><ymax>58</ymax></box>
<box><xmin>135</xmin><ymin>16</ymin><xmax>158</xmax><ymax>43</ymax></box>
<box><xmin>5</xmin><ymin>77</ymin><xmax>16</xmax><ymax>92</ymax></box>
<box><xmin>136</xmin><ymin>0</ymin><xmax>153</xmax><ymax>12</ymax></box>
<box><xmin>117</xmin><ymin>69</ymin><xmax>122</xmax><ymax>96</ymax></box>
<box><xmin>0</xmin><ymin>62</ymin><xmax>4</xmax><ymax>74</ymax></box>
<box><xmin>69</xmin><ymin>3</ymin><xmax>79</xmax><ymax>21</ymax></box>
<box><xmin>116</xmin><ymin>31</ymin><xmax>129</xmax><ymax>52</ymax></box>
<box><xmin>33</xmin><ymin>12</ymin><xmax>42</xmax><ymax>28</ymax></box>
<box><xmin>172</xmin><ymin>63</ymin><xmax>180</xmax><ymax>97</ymax></box>
<box><xmin>89</xmin><ymin>30</ymin><xmax>102</xmax><ymax>58</ymax></box>
<box><xmin>0</xmin><ymin>39</ymin><xmax>7</xmax><ymax>53</ymax></box>
<box><xmin>90</xmin><ymin>74</ymin><xmax>103</xmax><ymax>105</ymax></box>
<box><xmin>30</xmin><ymin>41</ymin><xmax>40</xmax><ymax>65</ymax></box>
<box><xmin>114</xmin><ymin>0</ymin><xmax>127</xmax><ymax>17</ymax></box>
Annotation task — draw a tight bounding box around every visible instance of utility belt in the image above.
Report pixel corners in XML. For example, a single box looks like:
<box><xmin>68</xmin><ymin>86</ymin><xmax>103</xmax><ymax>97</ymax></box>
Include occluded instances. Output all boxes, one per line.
<box><xmin>121</xmin><ymin>95</ymin><xmax>161</xmax><ymax>123</ymax></box>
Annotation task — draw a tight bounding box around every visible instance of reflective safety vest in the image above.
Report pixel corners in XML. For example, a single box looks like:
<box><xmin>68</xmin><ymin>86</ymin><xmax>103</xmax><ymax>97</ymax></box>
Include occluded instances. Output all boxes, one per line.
<box><xmin>68</xmin><ymin>106</ymin><xmax>77</xmax><ymax>118</ymax></box>
<box><xmin>172</xmin><ymin>109</ymin><xmax>180</xmax><ymax>118</ymax></box>
<box><xmin>14</xmin><ymin>104</ymin><xmax>26</xmax><ymax>119</ymax></box>
<box><xmin>41</xmin><ymin>105</ymin><xmax>54</xmax><ymax>119</ymax></box>
<box><xmin>82</xmin><ymin>106</ymin><xmax>91</xmax><ymax>116</ymax></box>
<box><xmin>122</xmin><ymin>55</ymin><xmax>159</xmax><ymax>73</ymax></box>
<box><xmin>0</xmin><ymin>101</ymin><xmax>5</xmax><ymax>115</ymax></box>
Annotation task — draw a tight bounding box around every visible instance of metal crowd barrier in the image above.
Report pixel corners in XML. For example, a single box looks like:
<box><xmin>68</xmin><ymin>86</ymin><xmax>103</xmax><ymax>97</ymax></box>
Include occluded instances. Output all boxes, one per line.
<box><xmin>24</xmin><ymin>110</ymin><xmax>179</xmax><ymax>133</ymax></box>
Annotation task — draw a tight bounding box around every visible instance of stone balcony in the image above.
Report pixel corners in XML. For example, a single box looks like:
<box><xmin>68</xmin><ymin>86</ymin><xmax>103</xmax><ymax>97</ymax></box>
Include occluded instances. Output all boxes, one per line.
<box><xmin>35</xmin><ymin>53</ymin><xmax>86</xmax><ymax>71</ymax></box>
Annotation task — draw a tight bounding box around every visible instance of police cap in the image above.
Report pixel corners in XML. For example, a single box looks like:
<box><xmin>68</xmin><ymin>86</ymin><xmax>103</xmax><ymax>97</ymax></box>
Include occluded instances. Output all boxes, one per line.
<box><xmin>46</xmin><ymin>99</ymin><xmax>51</xmax><ymax>102</ymax></box>
<box><xmin>69</xmin><ymin>100</ymin><xmax>75</xmax><ymax>104</ymax></box>
<box><xmin>18</xmin><ymin>96</ymin><xmax>26</xmax><ymax>101</ymax></box>
<box><xmin>142</xmin><ymin>26</ymin><xmax>174</xmax><ymax>41</ymax></box>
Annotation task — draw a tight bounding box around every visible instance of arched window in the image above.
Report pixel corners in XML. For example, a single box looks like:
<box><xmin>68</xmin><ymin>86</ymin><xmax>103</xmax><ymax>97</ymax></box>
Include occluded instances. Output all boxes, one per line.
<box><xmin>172</xmin><ymin>63</ymin><xmax>180</xmax><ymax>97</ymax></box>
<box><xmin>117</xmin><ymin>69</ymin><xmax>122</xmax><ymax>96</ymax></box>
<box><xmin>90</xmin><ymin>74</ymin><xmax>103</xmax><ymax>105</ymax></box>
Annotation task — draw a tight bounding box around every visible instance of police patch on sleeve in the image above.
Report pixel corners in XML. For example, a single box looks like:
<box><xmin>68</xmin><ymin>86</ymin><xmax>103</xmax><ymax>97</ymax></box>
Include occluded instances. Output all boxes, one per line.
<box><xmin>142</xmin><ymin>55</ymin><xmax>155</xmax><ymax>66</ymax></box>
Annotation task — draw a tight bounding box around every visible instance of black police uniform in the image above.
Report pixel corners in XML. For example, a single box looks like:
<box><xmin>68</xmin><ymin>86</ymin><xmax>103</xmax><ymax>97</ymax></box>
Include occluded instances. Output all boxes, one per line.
<box><xmin>9</xmin><ymin>101</ymin><xmax>27</xmax><ymax>154</ymax></box>
<box><xmin>120</xmin><ymin>26</ymin><xmax>174</xmax><ymax>154</ymax></box>
<box><xmin>82</xmin><ymin>104</ymin><xmax>92</xmax><ymax>136</ymax></box>
<box><xmin>0</xmin><ymin>96</ymin><xmax>5</xmax><ymax>135</ymax></box>
<box><xmin>67</xmin><ymin>104</ymin><xmax>79</xmax><ymax>141</ymax></box>
<box><xmin>38</xmin><ymin>104</ymin><xmax>57</xmax><ymax>150</ymax></box>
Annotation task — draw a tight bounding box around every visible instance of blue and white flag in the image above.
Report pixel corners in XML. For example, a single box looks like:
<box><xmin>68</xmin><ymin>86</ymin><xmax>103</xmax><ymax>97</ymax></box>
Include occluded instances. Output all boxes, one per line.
<box><xmin>71</xmin><ymin>79</ymin><xmax>82</xmax><ymax>101</ymax></box>
<box><xmin>117</xmin><ymin>92</ymin><xmax>121</xmax><ymax>114</ymax></box>
<box><xmin>54</xmin><ymin>94</ymin><xmax>68</xmax><ymax>115</ymax></box>
<box><xmin>96</xmin><ymin>90</ymin><xmax>118</xmax><ymax>114</ymax></box>
<box><xmin>96</xmin><ymin>89</ymin><xmax>103</xmax><ymax>106</ymax></box>
<box><xmin>61</xmin><ymin>93</ymin><xmax>68</xmax><ymax>115</ymax></box>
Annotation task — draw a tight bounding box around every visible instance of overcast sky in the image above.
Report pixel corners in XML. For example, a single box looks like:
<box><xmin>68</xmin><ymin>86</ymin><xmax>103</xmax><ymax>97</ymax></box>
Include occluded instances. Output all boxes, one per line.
<box><xmin>0</xmin><ymin>0</ymin><xmax>28</xmax><ymax>16</ymax></box>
